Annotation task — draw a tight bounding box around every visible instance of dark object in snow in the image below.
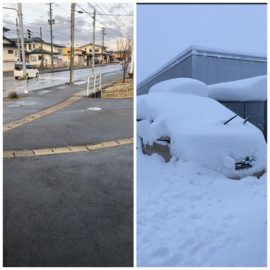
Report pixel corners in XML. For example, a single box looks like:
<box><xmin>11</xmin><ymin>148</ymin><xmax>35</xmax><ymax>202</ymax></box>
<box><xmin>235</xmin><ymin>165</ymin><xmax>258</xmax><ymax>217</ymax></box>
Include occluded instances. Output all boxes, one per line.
<box><xmin>224</xmin><ymin>114</ymin><xmax>238</xmax><ymax>125</ymax></box>
<box><xmin>156</xmin><ymin>136</ymin><xmax>171</xmax><ymax>143</ymax></box>
<box><xmin>243</xmin><ymin>116</ymin><xmax>251</xmax><ymax>125</ymax></box>
<box><xmin>235</xmin><ymin>157</ymin><xmax>252</xmax><ymax>170</ymax></box>
<box><xmin>8</xmin><ymin>91</ymin><xmax>18</xmax><ymax>99</ymax></box>
<box><xmin>141</xmin><ymin>138</ymin><xmax>171</xmax><ymax>162</ymax></box>
<box><xmin>137</xmin><ymin>118</ymin><xmax>142</xmax><ymax>122</ymax></box>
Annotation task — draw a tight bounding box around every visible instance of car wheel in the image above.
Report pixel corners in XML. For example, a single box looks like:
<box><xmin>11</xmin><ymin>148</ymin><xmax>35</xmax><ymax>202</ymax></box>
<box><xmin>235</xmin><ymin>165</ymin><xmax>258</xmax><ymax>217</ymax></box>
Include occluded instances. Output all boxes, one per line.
<box><xmin>36</xmin><ymin>72</ymin><xmax>39</xmax><ymax>78</ymax></box>
<box><xmin>26</xmin><ymin>73</ymin><xmax>29</xmax><ymax>79</ymax></box>
<box><xmin>15</xmin><ymin>77</ymin><xmax>18</xmax><ymax>80</ymax></box>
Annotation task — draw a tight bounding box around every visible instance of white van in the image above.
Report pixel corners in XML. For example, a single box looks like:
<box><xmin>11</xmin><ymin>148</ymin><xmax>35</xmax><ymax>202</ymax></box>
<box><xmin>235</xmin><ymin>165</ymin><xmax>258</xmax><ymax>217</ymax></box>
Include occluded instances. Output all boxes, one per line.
<box><xmin>14</xmin><ymin>63</ymin><xmax>39</xmax><ymax>79</ymax></box>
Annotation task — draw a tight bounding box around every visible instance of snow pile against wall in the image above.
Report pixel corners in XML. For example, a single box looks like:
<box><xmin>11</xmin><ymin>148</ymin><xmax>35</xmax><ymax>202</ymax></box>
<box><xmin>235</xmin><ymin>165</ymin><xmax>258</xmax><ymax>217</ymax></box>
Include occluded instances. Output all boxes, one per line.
<box><xmin>208</xmin><ymin>75</ymin><xmax>267</xmax><ymax>101</ymax></box>
<box><xmin>137</xmin><ymin>92</ymin><xmax>266</xmax><ymax>178</ymax></box>
<box><xmin>149</xmin><ymin>78</ymin><xmax>208</xmax><ymax>97</ymax></box>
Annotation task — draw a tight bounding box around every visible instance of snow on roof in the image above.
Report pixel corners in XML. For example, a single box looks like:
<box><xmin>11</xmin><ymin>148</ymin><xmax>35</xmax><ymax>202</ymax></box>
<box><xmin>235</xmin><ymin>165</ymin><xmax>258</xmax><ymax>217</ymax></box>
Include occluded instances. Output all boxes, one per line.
<box><xmin>138</xmin><ymin>45</ymin><xmax>267</xmax><ymax>88</ymax></box>
<box><xmin>149</xmin><ymin>78</ymin><xmax>208</xmax><ymax>97</ymax></box>
<box><xmin>208</xmin><ymin>75</ymin><xmax>267</xmax><ymax>102</ymax></box>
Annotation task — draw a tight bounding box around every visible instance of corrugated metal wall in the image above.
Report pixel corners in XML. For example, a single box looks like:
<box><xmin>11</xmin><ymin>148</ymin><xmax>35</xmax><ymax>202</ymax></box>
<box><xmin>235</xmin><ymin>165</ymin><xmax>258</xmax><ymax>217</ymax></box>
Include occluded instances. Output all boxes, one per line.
<box><xmin>221</xmin><ymin>101</ymin><xmax>267</xmax><ymax>140</ymax></box>
<box><xmin>137</xmin><ymin>55</ymin><xmax>193</xmax><ymax>95</ymax></box>
<box><xmin>192</xmin><ymin>55</ymin><xmax>267</xmax><ymax>84</ymax></box>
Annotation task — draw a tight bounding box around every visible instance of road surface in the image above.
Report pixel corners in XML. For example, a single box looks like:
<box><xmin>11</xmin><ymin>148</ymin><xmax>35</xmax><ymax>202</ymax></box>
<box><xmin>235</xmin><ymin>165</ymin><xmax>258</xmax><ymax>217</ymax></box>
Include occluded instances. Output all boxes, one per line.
<box><xmin>3</xmin><ymin>64</ymin><xmax>122</xmax><ymax>97</ymax></box>
<box><xmin>3</xmin><ymin>76</ymin><xmax>133</xmax><ymax>266</ymax></box>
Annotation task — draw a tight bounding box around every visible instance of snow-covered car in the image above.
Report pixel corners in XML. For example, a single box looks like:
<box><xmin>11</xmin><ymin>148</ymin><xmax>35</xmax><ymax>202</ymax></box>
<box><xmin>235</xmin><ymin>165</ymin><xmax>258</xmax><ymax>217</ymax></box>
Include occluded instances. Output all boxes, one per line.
<box><xmin>14</xmin><ymin>63</ymin><xmax>39</xmax><ymax>79</ymax></box>
<box><xmin>137</xmin><ymin>92</ymin><xmax>266</xmax><ymax>179</ymax></box>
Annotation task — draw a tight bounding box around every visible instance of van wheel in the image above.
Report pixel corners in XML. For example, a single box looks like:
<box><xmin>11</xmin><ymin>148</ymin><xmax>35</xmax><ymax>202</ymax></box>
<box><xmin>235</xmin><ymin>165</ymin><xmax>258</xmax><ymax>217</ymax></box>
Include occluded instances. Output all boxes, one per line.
<box><xmin>36</xmin><ymin>73</ymin><xmax>39</xmax><ymax>78</ymax></box>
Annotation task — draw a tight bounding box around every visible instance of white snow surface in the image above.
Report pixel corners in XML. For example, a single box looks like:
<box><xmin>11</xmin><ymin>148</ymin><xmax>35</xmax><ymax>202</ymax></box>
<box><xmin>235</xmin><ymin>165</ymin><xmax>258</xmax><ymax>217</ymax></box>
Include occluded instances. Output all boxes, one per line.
<box><xmin>137</xmin><ymin>92</ymin><xmax>266</xmax><ymax>178</ymax></box>
<box><xmin>137</xmin><ymin>151</ymin><xmax>267</xmax><ymax>267</ymax></box>
<box><xmin>208</xmin><ymin>75</ymin><xmax>267</xmax><ymax>101</ymax></box>
<box><xmin>149</xmin><ymin>78</ymin><xmax>208</xmax><ymax>97</ymax></box>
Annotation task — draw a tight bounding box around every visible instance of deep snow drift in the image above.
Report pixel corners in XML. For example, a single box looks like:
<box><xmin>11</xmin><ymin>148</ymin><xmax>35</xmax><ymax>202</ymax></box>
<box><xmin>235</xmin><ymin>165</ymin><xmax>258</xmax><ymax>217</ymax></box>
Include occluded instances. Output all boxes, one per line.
<box><xmin>137</xmin><ymin>151</ymin><xmax>267</xmax><ymax>267</ymax></box>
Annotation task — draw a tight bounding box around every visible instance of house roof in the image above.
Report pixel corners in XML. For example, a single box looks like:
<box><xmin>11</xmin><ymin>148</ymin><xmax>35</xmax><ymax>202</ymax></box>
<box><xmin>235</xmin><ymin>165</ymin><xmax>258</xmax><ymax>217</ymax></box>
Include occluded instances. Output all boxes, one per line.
<box><xmin>9</xmin><ymin>37</ymin><xmax>65</xmax><ymax>48</ymax></box>
<box><xmin>28</xmin><ymin>49</ymin><xmax>59</xmax><ymax>55</ymax></box>
<box><xmin>79</xmin><ymin>42</ymin><xmax>106</xmax><ymax>49</ymax></box>
<box><xmin>138</xmin><ymin>45</ymin><xmax>267</xmax><ymax>88</ymax></box>
<box><xmin>3</xmin><ymin>36</ymin><xmax>17</xmax><ymax>48</ymax></box>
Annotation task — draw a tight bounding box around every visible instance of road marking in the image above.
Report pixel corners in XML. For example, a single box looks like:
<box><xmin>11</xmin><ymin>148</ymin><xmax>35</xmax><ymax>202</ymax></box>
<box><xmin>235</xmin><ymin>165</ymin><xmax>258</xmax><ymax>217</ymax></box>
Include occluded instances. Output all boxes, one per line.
<box><xmin>3</xmin><ymin>91</ymin><xmax>86</xmax><ymax>133</ymax></box>
<box><xmin>3</xmin><ymin>138</ymin><xmax>133</xmax><ymax>159</ymax></box>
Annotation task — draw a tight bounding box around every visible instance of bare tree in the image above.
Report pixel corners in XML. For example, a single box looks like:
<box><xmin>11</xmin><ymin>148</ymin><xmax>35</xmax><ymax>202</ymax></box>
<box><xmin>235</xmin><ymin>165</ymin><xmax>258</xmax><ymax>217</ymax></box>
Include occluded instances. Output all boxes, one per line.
<box><xmin>117</xmin><ymin>37</ymin><xmax>132</xmax><ymax>83</ymax></box>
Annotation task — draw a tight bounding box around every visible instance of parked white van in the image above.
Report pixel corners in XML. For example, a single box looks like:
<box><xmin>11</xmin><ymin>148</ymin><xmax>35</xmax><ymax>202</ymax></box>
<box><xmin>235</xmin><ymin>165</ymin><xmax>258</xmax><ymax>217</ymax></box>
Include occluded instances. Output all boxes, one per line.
<box><xmin>14</xmin><ymin>63</ymin><xmax>39</xmax><ymax>79</ymax></box>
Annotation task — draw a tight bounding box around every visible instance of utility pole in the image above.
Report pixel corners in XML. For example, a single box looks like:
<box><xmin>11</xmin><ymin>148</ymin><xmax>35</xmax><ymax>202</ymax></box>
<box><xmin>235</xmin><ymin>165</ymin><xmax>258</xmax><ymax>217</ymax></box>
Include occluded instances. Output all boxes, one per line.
<box><xmin>17</xmin><ymin>3</ymin><xmax>26</xmax><ymax>79</ymax></box>
<box><xmin>15</xmin><ymin>18</ymin><xmax>21</xmax><ymax>62</ymax></box>
<box><xmin>48</xmin><ymin>3</ymin><xmax>54</xmax><ymax>70</ymax></box>
<box><xmin>101</xmin><ymin>27</ymin><xmax>106</xmax><ymax>63</ymax></box>
<box><xmin>40</xmin><ymin>27</ymin><xmax>44</xmax><ymax>68</ymax></box>
<box><xmin>91</xmin><ymin>8</ymin><xmax>96</xmax><ymax>76</ymax></box>
<box><xmin>70</xmin><ymin>3</ymin><xmax>75</xmax><ymax>83</ymax></box>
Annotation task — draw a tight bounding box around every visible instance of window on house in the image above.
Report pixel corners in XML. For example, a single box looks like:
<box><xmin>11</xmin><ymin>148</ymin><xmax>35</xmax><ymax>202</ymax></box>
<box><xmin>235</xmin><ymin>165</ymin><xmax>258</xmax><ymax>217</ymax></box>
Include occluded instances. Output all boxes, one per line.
<box><xmin>29</xmin><ymin>44</ymin><xmax>32</xmax><ymax>50</ymax></box>
<box><xmin>95</xmin><ymin>49</ymin><xmax>99</xmax><ymax>52</ymax></box>
<box><xmin>33</xmin><ymin>44</ymin><xmax>35</xmax><ymax>49</ymax></box>
<box><xmin>8</xmin><ymin>50</ymin><xmax>13</xmax><ymax>54</ymax></box>
<box><xmin>89</xmin><ymin>49</ymin><xmax>92</xmax><ymax>52</ymax></box>
<box><xmin>29</xmin><ymin>56</ymin><xmax>37</xmax><ymax>62</ymax></box>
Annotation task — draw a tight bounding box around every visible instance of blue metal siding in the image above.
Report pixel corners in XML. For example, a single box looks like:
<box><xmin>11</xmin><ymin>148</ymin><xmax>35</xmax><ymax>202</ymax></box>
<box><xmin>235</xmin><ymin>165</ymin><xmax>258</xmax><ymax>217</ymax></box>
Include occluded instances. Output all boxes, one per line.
<box><xmin>137</xmin><ymin>56</ymin><xmax>193</xmax><ymax>95</ymax></box>
<box><xmin>192</xmin><ymin>55</ymin><xmax>267</xmax><ymax>84</ymax></box>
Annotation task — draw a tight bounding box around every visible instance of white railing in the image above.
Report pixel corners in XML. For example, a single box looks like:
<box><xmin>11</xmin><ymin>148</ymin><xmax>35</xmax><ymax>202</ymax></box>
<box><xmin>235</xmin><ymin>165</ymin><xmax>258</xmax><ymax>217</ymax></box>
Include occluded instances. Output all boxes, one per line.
<box><xmin>86</xmin><ymin>74</ymin><xmax>102</xmax><ymax>97</ymax></box>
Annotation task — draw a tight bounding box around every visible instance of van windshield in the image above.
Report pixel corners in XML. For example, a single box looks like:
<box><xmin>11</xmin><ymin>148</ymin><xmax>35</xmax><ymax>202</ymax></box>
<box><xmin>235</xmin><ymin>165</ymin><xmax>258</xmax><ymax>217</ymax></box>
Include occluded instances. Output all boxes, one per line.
<box><xmin>15</xmin><ymin>64</ymin><xmax>23</xmax><ymax>71</ymax></box>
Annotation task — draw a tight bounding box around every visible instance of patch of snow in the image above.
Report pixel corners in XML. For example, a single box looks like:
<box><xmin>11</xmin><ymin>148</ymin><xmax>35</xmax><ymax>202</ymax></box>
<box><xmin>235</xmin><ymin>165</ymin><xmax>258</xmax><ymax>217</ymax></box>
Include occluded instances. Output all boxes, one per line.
<box><xmin>208</xmin><ymin>75</ymin><xmax>267</xmax><ymax>101</ymax></box>
<box><xmin>137</xmin><ymin>151</ymin><xmax>267</xmax><ymax>267</ymax></box>
<box><xmin>74</xmin><ymin>80</ymin><xmax>86</xmax><ymax>85</ymax></box>
<box><xmin>149</xmin><ymin>78</ymin><xmax>208</xmax><ymax>97</ymax></box>
<box><xmin>137</xmin><ymin>92</ymin><xmax>266</xmax><ymax>178</ymax></box>
<box><xmin>87</xmin><ymin>107</ymin><xmax>102</xmax><ymax>111</ymax></box>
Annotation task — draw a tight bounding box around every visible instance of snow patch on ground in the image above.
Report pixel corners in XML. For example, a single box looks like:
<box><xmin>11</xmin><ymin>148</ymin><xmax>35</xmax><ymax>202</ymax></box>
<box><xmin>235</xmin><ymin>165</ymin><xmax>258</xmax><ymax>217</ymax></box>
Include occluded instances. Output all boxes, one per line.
<box><xmin>137</xmin><ymin>151</ymin><xmax>267</xmax><ymax>267</ymax></box>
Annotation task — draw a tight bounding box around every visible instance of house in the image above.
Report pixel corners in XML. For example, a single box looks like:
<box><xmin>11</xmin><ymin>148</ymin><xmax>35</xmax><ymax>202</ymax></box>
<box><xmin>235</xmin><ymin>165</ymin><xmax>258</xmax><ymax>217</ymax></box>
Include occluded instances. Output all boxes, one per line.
<box><xmin>111</xmin><ymin>50</ymin><xmax>129</xmax><ymax>62</ymax></box>
<box><xmin>62</xmin><ymin>47</ymin><xmax>85</xmax><ymax>67</ymax></box>
<box><xmin>3</xmin><ymin>27</ymin><xmax>18</xmax><ymax>71</ymax></box>
<box><xmin>9</xmin><ymin>37</ymin><xmax>64</xmax><ymax>67</ymax></box>
<box><xmin>79</xmin><ymin>43</ymin><xmax>110</xmax><ymax>65</ymax></box>
<box><xmin>137</xmin><ymin>45</ymin><xmax>267</xmax><ymax>95</ymax></box>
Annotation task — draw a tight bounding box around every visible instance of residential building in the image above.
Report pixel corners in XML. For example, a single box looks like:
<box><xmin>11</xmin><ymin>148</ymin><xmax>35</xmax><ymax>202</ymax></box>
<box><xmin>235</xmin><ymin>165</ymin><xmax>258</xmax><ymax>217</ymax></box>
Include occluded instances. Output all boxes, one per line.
<box><xmin>9</xmin><ymin>37</ymin><xmax>64</xmax><ymax>67</ymax></box>
<box><xmin>62</xmin><ymin>47</ymin><xmax>85</xmax><ymax>67</ymax></box>
<box><xmin>3</xmin><ymin>27</ymin><xmax>18</xmax><ymax>71</ymax></box>
<box><xmin>79</xmin><ymin>43</ymin><xmax>110</xmax><ymax>65</ymax></box>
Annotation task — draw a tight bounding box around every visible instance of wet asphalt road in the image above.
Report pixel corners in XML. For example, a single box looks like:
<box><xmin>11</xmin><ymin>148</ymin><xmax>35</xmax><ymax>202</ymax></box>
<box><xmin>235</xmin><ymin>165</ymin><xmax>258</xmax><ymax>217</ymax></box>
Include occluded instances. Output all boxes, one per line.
<box><xmin>3</xmin><ymin>72</ymin><xmax>133</xmax><ymax>266</ymax></box>
<box><xmin>3</xmin><ymin>64</ymin><xmax>122</xmax><ymax>97</ymax></box>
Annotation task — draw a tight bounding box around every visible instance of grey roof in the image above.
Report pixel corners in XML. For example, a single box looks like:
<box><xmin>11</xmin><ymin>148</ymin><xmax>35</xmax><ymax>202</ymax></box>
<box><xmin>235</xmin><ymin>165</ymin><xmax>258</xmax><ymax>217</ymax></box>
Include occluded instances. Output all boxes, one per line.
<box><xmin>9</xmin><ymin>37</ymin><xmax>65</xmax><ymax>48</ymax></box>
<box><xmin>138</xmin><ymin>45</ymin><xmax>267</xmax><ymax>88</ymax></box>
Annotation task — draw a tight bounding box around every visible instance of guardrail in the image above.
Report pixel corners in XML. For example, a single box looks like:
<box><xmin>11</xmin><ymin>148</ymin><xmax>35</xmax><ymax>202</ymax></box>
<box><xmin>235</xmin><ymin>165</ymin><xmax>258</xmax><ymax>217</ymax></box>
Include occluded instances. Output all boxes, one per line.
<box><xmin>86</xmin><ymin>74</ymin><xmax>102</xmax><ymax>97</ymax></box>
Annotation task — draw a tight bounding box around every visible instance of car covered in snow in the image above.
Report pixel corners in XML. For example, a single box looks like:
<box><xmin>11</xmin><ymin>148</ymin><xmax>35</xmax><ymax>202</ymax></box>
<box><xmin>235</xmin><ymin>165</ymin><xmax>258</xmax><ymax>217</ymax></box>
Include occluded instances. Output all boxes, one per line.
<box><xmin>137</xmin><ymin>89</ymin><xmax>266</xmax><ymax>179</ymax></box>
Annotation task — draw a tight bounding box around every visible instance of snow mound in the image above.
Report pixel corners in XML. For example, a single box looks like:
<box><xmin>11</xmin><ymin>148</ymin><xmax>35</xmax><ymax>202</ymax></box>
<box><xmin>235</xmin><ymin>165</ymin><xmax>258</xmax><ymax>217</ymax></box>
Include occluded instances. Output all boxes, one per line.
<box><xmin>149</xmin><ymin>78</ymin><xmax>208</xmax><ymax>97</ymax></box>
<box><xmin>137</xmin><ymin>92</ymin><xmax>266</xmax><ymax>178</ymax></box>
<box><xmin>208</xmin><ymin>75</ymin><xmax>267</xmax><ymax>101</ymax></box>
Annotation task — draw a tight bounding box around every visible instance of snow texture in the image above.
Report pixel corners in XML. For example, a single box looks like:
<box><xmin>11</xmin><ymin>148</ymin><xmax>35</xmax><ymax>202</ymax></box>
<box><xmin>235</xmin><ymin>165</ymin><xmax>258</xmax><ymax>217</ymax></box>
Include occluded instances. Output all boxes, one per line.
<box><xmin>208</xmin><ymin>75</ymin><xmax>267</xmax><ymax>101</ymax></box>
<box><xmin>149</xmin><ymin>78</ymin><xmax>208</xmax><ymax>97</ymax></box>
<box><xmin>137</xmin><ymin>91</ymin><xmax>266</xmax><ymax>178</ymax></box>
<box><xmin>137</xmin><ymin>151</ymin><xmax>267</xmax><ymax>267</ymax></box>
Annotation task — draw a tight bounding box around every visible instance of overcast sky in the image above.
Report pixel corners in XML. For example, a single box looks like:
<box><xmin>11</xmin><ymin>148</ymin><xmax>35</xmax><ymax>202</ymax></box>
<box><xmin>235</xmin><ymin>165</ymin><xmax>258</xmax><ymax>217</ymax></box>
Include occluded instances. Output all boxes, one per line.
<box><xmin>137</xmin><ymin>4</ymin><xmax>267</xmax><ymax>83</ymax></box>
<box><xmin>3</xmin><ymin>2</ymin><xmax>133</xmax><ymax>50</ymax></box>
